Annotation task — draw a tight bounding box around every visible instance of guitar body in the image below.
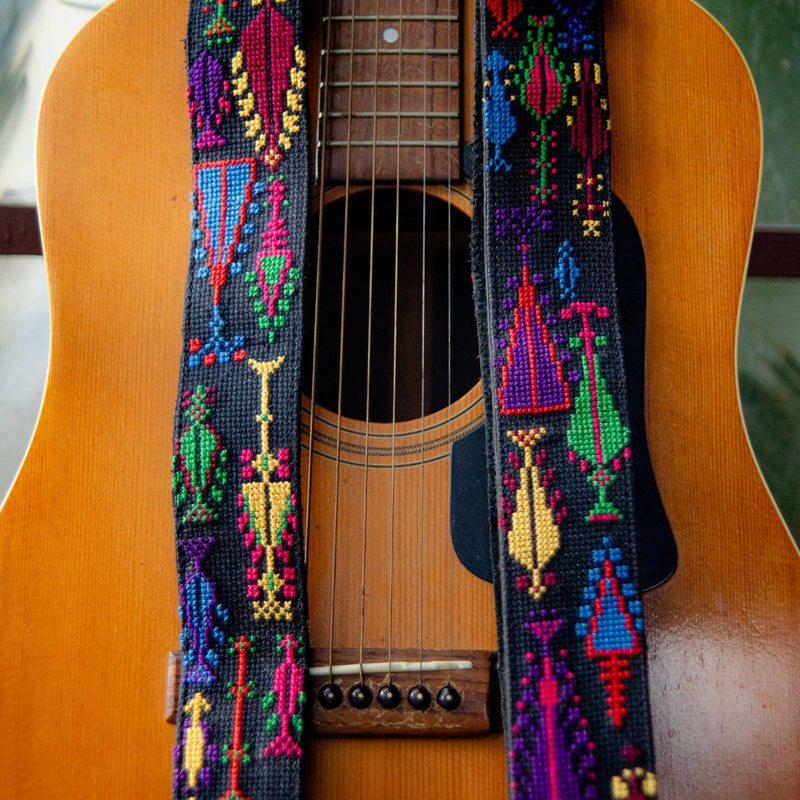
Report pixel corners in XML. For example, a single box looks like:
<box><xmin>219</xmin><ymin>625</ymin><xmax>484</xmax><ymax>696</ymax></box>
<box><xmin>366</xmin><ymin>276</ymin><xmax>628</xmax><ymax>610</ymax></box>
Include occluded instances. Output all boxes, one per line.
<box><xmin>0</xmin><ymin>0</ymin><xmax>798</xmax><ymax>798</ymax></box>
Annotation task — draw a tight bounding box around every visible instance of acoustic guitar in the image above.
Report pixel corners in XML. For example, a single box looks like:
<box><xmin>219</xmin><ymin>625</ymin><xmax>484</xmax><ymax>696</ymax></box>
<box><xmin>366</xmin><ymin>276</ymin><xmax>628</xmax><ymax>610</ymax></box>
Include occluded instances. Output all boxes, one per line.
<box><xmin>0</xmin><ymin>0</ymin><xmax>798</xmax><ymax>797</ymax></box>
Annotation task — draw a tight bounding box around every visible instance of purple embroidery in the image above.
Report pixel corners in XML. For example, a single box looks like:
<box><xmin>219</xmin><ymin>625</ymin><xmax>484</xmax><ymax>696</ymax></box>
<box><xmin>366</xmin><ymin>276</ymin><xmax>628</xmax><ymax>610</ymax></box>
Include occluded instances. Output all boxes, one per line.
<box><xmin>188</xmin><ymin>51</ymin><xmax>230</xmax><ymax>150</ymax></box>
<box><xmin>179</xmin><ymin>537</ymin><xmax>229</xmax><ymax>685</ymax></box>
<box><xmin>510</xmin><ymin>610</ymin><xmax>597</xmax><ymax>800</ymax></box>
<box><xmin>496</xmin><ymin>208</ymin><xmax>571</xmax><ymax>414</ymax></box>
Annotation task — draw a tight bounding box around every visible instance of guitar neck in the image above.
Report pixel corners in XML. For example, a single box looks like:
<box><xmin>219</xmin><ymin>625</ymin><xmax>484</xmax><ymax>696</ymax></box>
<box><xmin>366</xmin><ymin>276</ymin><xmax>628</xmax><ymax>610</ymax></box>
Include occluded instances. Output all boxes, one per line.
<box><xmin>317</xmin><ymin>0</ymin><xmax>462</xmax><ymax>181</ymax></box>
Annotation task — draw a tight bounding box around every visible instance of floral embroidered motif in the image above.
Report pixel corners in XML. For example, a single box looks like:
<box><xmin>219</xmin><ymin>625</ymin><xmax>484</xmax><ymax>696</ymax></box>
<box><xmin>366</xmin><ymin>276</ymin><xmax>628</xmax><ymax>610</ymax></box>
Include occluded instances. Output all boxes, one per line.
<box><xmin>488</xmin><ymin>0</ymin><xmax>523</xmax><ymax>37</ymax></box>
<box><xmin>551</xmin><ymin>0</ymin><xmax>598</xmax><ymax>54</ymax></box>
<box><xmin>189</xmin><ymin>51</ymin><xmax>232</xmax><ymax>150</ymax></box>
<box><xmin>563</xmin><ymin>302</ymin><xmax>631</xmax><ymax>522</ymax></box>
<box><xmin>610</xmin><ymin>745</ymin><xmax>658</xmax><ymax>799</ymax></box>
<box><xmin>203</xmin><ymin>1</ymin><xmax>238</xmax><ymax>47</ymax></box>
<box><xmin>221</xmin><ymin>636</ymin><xmax>256</xmax><ymax>799</ymax></box>
<box><xmin>555</xmin><ymin>239</ymin><xmax>580</xmax><ymax>302</ymax></box>
<box><xmin>515</xmin><ymin>16</ymin><xmax>571</xmax><ymax>205</ymax></box>
<box><xmin>484</xmin><ymin>49</ymin><xmax>518</xmax><ymax>172</ymax></box>
<box><xmin>243</xmin><ymin>175</ymin><xmax>301</xmax><ymax>342</ymax></box>
<box><xmin>498</xmin><ymin>264</ymin><xmax>571</xmax><ymax>415</ymax></box>
<box><xmin>495</xmin><ymin>207</ymin><xmax>571</xmax><ymax>415</ymax></box>
<box><xmin>567</xmin><ymin>59</ymin><xmax>610</xmax><ymax>236</ymax></box>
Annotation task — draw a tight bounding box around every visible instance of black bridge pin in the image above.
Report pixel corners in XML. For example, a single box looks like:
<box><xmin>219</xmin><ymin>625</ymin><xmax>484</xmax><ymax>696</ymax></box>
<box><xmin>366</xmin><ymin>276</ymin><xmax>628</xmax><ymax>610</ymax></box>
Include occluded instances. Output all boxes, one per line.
<box><xmin>318</xmin><ymin>683</ymin><xmax>343</xmax><ymax>709</ymax></box>
<box><xmin>407</xmin><ymin>684</ymin><xmax>432</xmax><ymax>710</ymax></box>
<box><xmin>436</xmin><ymin>684</ymin><xmax>462</xmax><ymax>711</ymax></box>
<box><xmin>348</xmin><ymin>682</ymin><xmax>373</xmax><ymax>709</ymax></box>
<box><xmin>377</xmin><ymin>683</ymin><xmax>402</xmax><ymax>709</ymax></box>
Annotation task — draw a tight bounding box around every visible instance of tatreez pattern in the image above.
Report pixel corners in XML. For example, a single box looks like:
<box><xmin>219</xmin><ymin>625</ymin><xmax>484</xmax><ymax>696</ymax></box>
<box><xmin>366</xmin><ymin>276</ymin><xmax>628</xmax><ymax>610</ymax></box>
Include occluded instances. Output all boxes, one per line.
<box><xmin>509</xmin><ymin>609</ymin><xmax>597</xmax><ymax>800</ymax></box>
<box><xmin>189</xmin><ymin>159</ymin><xmax>259</xmax><ymax>367</ymax></box>
<box><xmin>502</xmin><ymin>428</ymin><xmax>565</xmax><ymax>599</ymax></box>
<box><xmin>174</xmin><ymin>385</ymin><xmax>229</xmax><ymax>524</ymax></box>
<box><xmin>179</xmin><ymin>537</ymin><xmax>229</xmax><ymax>686</ymax></box>
<box><xmin>576</xmin><ymin>537</ymin><xmax>643</xmax><ymax>727</ymax></box>
<box><xmin>563</xmin><ymin>302</ymin><xmax>631</xmax><ymax>523</ymax></box>
<box><xmin>238</xmin><ymin>358</ymin><xmax>297</xmax><ymax>622</ymax></box>
<box><xmin>174</xmin><ymin>691</ymin><xmax>218</xmax><ymax>796</ymax></box>
<box><xmin>474</xmin><ymin>2</ymin><xmax>657</xmax><ymax>798</ymax></box>
<box><xmin>173</xmin><ymin>2</ymin><xmax>308</xmax><ymax>798</ymax></box>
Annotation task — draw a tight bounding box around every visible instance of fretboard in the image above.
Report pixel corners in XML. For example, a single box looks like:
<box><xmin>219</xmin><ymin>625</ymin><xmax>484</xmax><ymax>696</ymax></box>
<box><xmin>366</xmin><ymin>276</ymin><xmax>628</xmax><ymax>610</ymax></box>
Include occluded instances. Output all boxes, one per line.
<box><xmin>317</xmin><ymin>0</ymin><xmax>461</xmax><ymax>182</ymax></box>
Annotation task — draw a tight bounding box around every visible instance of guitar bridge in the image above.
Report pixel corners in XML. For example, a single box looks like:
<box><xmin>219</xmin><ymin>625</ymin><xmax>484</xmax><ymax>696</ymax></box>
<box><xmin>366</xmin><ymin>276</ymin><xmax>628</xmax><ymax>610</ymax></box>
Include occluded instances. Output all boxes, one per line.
<box><xmin>309</xmin><ymin>648</ymin><xmax>498</xmax><ymax>737</ymax></box>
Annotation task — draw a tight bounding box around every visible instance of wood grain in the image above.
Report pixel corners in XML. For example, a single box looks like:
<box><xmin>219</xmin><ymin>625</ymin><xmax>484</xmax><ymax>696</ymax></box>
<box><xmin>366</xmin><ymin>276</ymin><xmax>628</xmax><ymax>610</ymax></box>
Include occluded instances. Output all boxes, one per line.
<box><xmin>0</xmin><ymin>0</ymin><xmax>797</xmax><ymax>798</ymax></box>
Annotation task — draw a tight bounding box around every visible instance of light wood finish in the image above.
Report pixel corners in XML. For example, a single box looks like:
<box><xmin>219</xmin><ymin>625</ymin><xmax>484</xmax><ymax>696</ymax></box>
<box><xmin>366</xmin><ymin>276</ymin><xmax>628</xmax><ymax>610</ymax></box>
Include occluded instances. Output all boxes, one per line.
<box><xmin>0</xmin><ymin>1</ymin><xmax>797</xmax><ymax>798</ymax></box>
<box><xmin>606</xmin><ymin>2</ymin><xmax>800</xmax><ymax>795</ymax></box>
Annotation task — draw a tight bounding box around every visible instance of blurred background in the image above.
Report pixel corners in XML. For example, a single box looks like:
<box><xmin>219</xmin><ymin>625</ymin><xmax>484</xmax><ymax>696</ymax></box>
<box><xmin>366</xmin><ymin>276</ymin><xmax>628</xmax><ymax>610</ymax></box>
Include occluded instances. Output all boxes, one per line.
<box><xmin>1</xmin><ymin>0</ymin><xmax>799</xmax><ymax>549</ymax></box>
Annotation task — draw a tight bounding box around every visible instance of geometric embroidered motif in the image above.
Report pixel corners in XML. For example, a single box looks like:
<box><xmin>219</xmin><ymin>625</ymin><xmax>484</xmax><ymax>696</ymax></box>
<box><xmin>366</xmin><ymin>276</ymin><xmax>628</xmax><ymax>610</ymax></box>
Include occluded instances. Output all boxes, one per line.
<box><xmin>178</xmin><ymin>537</ymin><xmax>229</xmax><ymax>686</ymax></box>
<box><xmin>498</xmin><ymin>265</ymin><xmax>571</xmax><ymax>415</ymax></box>
<box><xmin>174</xmin><ymin>691</ymin><xmax>218</xmax><ymax>796</ymax></box>
<box><xmin>563</xmin><ymin>302</ymin><xmax>631</xmax><ymax>522</ymax></box>
<box><xmin>503</xmin><ymin>428</ymin><xmax>565</xmax><ymax>599</ymax></box>
<box><xmin>576</xmin><ymin>537</ymin><xmax>643</xmax><ymax>727</ymax></box>
<box><xmin>190</xmin><ymin>159</ymin><xmax>259</xmax><ymax>367</ymax></box>
<box><xmin>239</xmin><ymin>358</ymin><xmax>296</xmax><ymax>622</ymax></box>
<box><xmin>174</xmin><ymin>385</ymin><xmax>229</xmax><ymax>524</ymax></box>
<box><xmin>509</xmin><ymin>609</ymin><xmax>597</xmax><ymax>800</ymax></box>
<box><xmin>263</xmin><ymin>633</ymin><xmax>305</xmax><ymax>758</ymax></box>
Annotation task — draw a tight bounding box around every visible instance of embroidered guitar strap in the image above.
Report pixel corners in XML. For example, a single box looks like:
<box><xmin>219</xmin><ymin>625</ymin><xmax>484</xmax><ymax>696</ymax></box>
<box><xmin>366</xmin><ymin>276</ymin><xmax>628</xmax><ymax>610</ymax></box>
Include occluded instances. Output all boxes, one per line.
<box><xmin>172</xmin><ymin>2</ymin><xmax>309</xmax><ymax>797</ymax></box>
<box><xmin>472</xmin><ymin>2</ymin><xmax>658</xmax><ymax>798</ymax></box>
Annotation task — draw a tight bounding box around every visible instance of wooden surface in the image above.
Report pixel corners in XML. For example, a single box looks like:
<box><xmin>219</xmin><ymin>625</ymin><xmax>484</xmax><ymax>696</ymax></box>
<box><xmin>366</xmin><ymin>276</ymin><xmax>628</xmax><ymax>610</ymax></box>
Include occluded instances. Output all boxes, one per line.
<box><xmin>0</xmin><ymin>0</ymin><xmax>798</xmax><ymax>798</ymax></box>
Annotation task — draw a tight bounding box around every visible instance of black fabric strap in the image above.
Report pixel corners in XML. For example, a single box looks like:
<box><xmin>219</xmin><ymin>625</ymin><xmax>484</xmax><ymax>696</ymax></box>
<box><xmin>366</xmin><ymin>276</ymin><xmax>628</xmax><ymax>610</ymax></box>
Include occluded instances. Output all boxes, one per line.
<box><xmin>472</xmin><ymin>2</ymin><xmax>658</xmax><ymax>798</ymax></box>
<box><xmin>172</xmin><ymin>2</ymin><xmax>309</xmax><ymax>798</ymax></box>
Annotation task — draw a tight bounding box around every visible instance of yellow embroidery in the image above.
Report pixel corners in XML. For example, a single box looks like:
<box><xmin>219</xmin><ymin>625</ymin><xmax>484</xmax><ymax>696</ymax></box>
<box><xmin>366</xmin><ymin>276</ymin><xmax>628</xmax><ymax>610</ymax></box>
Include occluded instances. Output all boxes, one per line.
<box><xmin>506</xmin><ymin>429</ymin><xmax>561</xmax><ymax>599</ymax></box>
<box><xmin>182</xmin><ymin>692</ymin><xmax>212</xmax><ymax>791</ymax></box>
<box><xmin>241</xmin><ymin>358</ymin><xmax>293</xmax><ymax>622</ymax></box>
<box><xmin>611</xmin><ymin>767</ymin><xmax>658</xmax><ymax>799</ymax></box>
<box><xmin>232</xmin><ymin>35</ymin><xmax>306</xmax><ymax>170</ymax></box>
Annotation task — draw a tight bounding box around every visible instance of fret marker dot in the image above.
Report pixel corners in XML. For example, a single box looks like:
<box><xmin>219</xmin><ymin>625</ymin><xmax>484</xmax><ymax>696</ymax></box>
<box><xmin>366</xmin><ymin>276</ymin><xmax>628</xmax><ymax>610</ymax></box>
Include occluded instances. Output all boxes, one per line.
<box><xmin>383</xmin><ymin>27</ymin><xmax>399</xmax><ymax>44</ymax></box>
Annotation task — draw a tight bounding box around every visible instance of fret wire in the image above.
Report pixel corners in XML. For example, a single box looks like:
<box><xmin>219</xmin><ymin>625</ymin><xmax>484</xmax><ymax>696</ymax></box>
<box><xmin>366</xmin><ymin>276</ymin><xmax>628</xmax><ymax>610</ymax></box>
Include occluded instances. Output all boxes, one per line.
<box><xmin>323</xmin><ymin>140</ymin><xmax>459</xmax><ymax>147</ymax></box>
<box><xmin>326</xmin><ymin>80</ymin><xmax>458</xmax><ymax>87</ymax></box>
<box><xmin>323</xmin><ymin>14</ymin><xmax>458</xmax><ymax>22</ymax></box>
<box><xmin>327</xmin><ymin>48</ymin><xmax>458</xmax><ymax>55</ymax></box>
<box><xmin>322</xmin><ymin>111</ymin><xmax>459</xmax><ymax>118</ymax></box>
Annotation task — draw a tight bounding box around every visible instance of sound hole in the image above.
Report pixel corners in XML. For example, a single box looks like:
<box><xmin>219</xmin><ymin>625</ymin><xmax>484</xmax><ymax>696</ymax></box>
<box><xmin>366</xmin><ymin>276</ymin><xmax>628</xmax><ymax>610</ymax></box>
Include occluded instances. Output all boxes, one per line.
<box><xmin>303</xmin><ymin>189</ymin><xmax>478</xmax><ymax>423</ymax></box>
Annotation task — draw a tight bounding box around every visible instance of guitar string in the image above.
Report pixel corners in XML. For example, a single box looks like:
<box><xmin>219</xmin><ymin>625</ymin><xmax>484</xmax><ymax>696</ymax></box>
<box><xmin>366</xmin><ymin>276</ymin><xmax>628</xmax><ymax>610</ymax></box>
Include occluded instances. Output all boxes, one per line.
<box><xmin>356</xmin><ymin>0</ymin><xmax>385</xmax><ymax>686</ymax></box>
<box><xmin>387</xmin><ymin>0</ymin><xmax>405</xmax><ymax>689</ymax></box>
<box><xmin>444</xmin><ymin>0</ymin><xmax>455</xmax><ymax>692</ymax></box>
<box><xmin>417</xmin><ymin>0</ymin><xmax>430</xmax><ymax>686</ymax></box>
<box><xmin>306</xmin><ymin>0</ymin><xmax>336</xmax><ymax>678</ymax></box>
<box><xmin>325</xmin><ymin>0</ymin><xmax>360</xmax><ymax>685</ymax></box>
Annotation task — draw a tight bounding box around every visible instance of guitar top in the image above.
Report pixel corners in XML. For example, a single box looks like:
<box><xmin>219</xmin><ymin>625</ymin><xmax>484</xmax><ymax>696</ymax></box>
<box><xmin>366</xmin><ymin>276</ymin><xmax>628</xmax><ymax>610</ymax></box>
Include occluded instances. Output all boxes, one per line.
<box><xmin>0</xmin><ymin>0</ymin><xmax>798</xmax><ymax>798</ymax></box>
